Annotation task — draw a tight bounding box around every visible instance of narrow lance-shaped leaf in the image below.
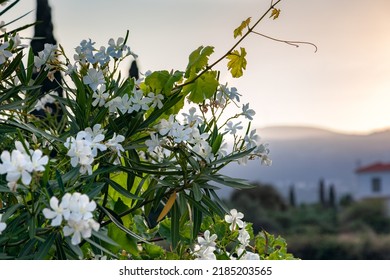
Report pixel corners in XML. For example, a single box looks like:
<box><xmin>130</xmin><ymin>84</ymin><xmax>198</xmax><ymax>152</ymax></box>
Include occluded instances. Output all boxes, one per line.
<box><xmin>98</xmin><ymin>205</ymin><xmax>150</xmax><ymax>244</ymax></box>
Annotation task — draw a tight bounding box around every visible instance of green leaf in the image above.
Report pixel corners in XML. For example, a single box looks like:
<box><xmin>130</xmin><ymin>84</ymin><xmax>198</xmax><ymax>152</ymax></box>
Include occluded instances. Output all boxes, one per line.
<box><xmin>212</xmin><ymin>146</ymin><xmax>255</xmax><ymax>165</ymax></box>
<box><xmin>91</xmin><ymin>229</ymin><xmax>120</xmax><ymax>248</ymax></box>
<box><xmin>201</xmin><ymin>174</ymin><xmax>253</xmax><ymax>189</ymax></box>
<box><xmin>65</xmin><ymin>238</ymin><xmax>83</xmax><ymax>258</ymax></box>
<box><xmin>3</xmin><ymin>51</ymin><xmax>23</xmax><ymax>80</ymax></box>
<box><xmin>99</xmin><ymin>205</ymin><xmax>149</xmax><ymax>244</ymax></box>
<box><xmin>184</xmin><ymin>71</ymin><xmax>219</xmax><ymax>103</ymax></box>
<box><xmin>191</xmin><ymin>182</ymin><xmax>203</xmax><ymax>202</ymax></box>
<box><xmin>171</xmin><ymin>202</ymin><xmax>180</xmax><ymax>249</ymax></box>
<box><xmin>211</xmin><ymin>133</ymin><xmax>223</xmax><ymax>155</ymax></box>
<box><xmin>192</xmin><ymin>206</ymin><xmax>202</xmax><ymax>241</ymax></box>
<box><xmin>85</xmin><ymin>237</ymin><xmax>118</xmax><ymax>259</ymax></box>
<box><xmin>233</xmin><ymin>17</ymin><xmax>251</xmax><ymax>38</ymax></box>
<box><xmin>6</xmin><ymin>120</ymin><xmax>62</xmax><ymax>143</ymax></box>
<box><xmin>34</xmin><ymin>233</ymin><xmax>56</xmax><ymax>260</ymax></box>
<box><xmin>104</xmin><ymin>177</ymin><xmax>143</xmax><ymax>201</ymax></box>
<box><xmin>144</xmin><ymin>243</ymin><xmax>165</xmax><ymax>259</ymax></box>
<box><xmin>0</xmin><ymin>0</ymin><xmax>20</xmax><ymax>17</ymax></box>
<box><xmin>201</xmin><ymin>194</ymin><xmax>224</xmax><ymax>217</ymax></box>
<box><xmin>144</xmin><ymin>70</ymin><xmax>183</xmax><ymax>95</ymax></box>
<box><xmin>2</xmin><ymin>203</ymin><xmax>23</xmax><ymax>221</ymax></box>
<box><xmin>185</xmin><ymin>46</ymin><xmax>214</xmax><ymax>78</ymax></box>
<box><xmin>54</xmin><ymin>232</ymin><xmax>67</xmax><ymax>260</ymax></box>
<box><xmin>226</xmin><ymin>47</ymin><xmax>247</xmax><ymax>78</ymax></box>
<box><xmin>0</xmin><ymin>185</ymin><xmax>13</xmax><ymax>193</ymax></box>
<box><xmin>26</xmin><ymin>47</ymin><xmax>35</xmax><ymax>82</ymax></box>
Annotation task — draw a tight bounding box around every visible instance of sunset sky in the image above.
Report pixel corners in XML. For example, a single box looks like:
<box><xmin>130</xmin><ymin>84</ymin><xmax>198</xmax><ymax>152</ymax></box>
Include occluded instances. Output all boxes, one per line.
<box><xmin>4</xmin><ymin>0</ymin><xmax>390</xmax><ymax>134</ymax></box>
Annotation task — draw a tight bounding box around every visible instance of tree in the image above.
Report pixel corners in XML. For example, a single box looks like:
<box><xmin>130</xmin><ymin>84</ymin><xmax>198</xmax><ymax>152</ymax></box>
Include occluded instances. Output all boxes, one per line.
<box><xmin>289</xmin><ymin>184</ymin><xmax>296</xmax><ymax>207</ymax></box>
<box><xmin>328</xmin><ymin>184</ymin><xmax>336</xmax><ymax>208</ymax></box>
<box><xmin>319</xmin><ymin>178</ymin><xmax>326</xmax><ymax>207</ymax></box>
<box><xmin>30</xmin><ymin>0</ymin><xmax>63</xmax><ymax>121</ymax></box>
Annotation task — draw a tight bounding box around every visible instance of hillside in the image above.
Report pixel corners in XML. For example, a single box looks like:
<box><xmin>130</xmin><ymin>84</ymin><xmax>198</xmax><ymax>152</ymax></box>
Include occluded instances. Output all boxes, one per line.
<box><xmin>221</xmin><ymin>126</ymin><xmax>390</xmax><ymax>204</ymax></box>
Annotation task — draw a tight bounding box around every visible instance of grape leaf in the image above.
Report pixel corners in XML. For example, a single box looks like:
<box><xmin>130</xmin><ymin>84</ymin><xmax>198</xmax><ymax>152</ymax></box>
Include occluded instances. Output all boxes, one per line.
<box><xmin>144</xmin><ymin>70</ymin><xmax>183</xmax><ymax>95</ymax></box>
<box><xmin>233</xmin><ymin>17</ymin><xmax>251</xmax><ymax>38</ymax></box>
<box><xmin>226</xmin><ymin>47</ymin><xmax>247</xmax><ymax>78</ymax></box>
<box><xmin>184</xmin><ymin>71</ymin><xmax>219</xmax><ymax>103</ymax></box>
<box><xmin>270</xmin><ymin>8</ymin><xmax>281</xmax><ymax>20</ymax></box>
<box><xmin>185</xmin><ymin>46</ymin><xmax>214</xmax><ymax>78</ymax></box>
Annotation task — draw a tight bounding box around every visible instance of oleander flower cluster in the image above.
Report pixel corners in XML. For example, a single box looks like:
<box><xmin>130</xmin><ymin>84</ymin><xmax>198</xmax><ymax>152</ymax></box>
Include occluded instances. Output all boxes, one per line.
<box><xmin>0</xmin><ymin>141</ymin><xmax>48</xmax><ymax>191</ymax></box>
<box><xmin>193</xmin><ymin>209</ymin><xmax>260</xmax><ymax>260</ymax></box>
<box><xmin>42</xmin><ymin>192</ymin><xmax>100</xmax><ymax>245</ymax></box>
<box><xmin>64</xmin><ymin>124</ymin><xmax>125</xmax><ymax>175</ymax></box>
<box><xmin>142</xmin><ymin>107</ymin><xmax>218</xmax><ymax>163</ymax></box>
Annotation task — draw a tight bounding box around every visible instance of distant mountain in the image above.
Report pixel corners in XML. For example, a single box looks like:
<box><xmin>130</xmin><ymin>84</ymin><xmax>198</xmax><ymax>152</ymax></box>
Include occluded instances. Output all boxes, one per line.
<box><xmin>220</xmin><ymin>126</ymin><xmax>390</xmax><ymax>204</ymax></box>
<box><xmin>259</xmin><ymin>126</ymin><xmax>338</xmax><ymax>139</ymax></box>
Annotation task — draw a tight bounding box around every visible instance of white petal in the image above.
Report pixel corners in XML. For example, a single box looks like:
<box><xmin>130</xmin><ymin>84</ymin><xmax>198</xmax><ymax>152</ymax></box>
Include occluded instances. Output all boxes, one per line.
<box><xmin>21</xmin><ymin>170</ymin><xmax>32</xmax><ymax>185</ymax></box>
<box><xmin>71</xmin><ymin>231</ymin><xmax>82</xmax><ymax>245</ymax></box>
<box><xmin>42</xmin><ymin>208</ymin><xmax>56</xmax><ymax>219</ymax></box>
<box><xmin>51</xmin><ymin>215</ymin><xmax>63</xmax><ymax>227</ymax></box>
<box><xmin>49</xmin><ymin>197</ymin><xmax>59</xmax><ymax>210</ymax></box>
<box><xmin>63</xmin><ymin>225</ymin><xmax>74</xmax><ymax>237</ymax></box>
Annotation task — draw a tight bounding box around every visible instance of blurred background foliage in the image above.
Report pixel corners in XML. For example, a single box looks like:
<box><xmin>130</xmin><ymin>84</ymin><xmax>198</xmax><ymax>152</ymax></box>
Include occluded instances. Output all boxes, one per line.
<box><xmin>227</xmin><ymin>181</ymin><xmax>390</xmax><ymax>259</ymax></box>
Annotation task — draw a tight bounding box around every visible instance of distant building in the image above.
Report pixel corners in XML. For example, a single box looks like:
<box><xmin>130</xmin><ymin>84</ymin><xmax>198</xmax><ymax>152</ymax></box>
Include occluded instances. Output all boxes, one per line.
<box><xmin>355</xmin><ymin>162</ymin><xmax>390</xmax><ymax>214</ymax></box>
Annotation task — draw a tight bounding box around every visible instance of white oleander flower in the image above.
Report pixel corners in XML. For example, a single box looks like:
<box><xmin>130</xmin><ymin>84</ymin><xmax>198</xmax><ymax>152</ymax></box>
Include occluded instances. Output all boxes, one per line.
<box><xmin>225</xmin><ymin>121</ymin><xmax>243</xmax><ymax>135</ymax></box>
<box><xmin>145</xmin><ymin>133</ymin><xmax>160</xmax><ymax>153</ymax></box>
<box><xmin>158</xmin><ymin>115</ymin><xmax>176</xmax><ymax>136</ymax></box>
<box><xmin>63</xmin><ymin>217</ymin><xmax>100</xmax><ymax>245</ymax></box>
<box><xmin>74</xmin><ymin>39</ymin><xmax>95</xmax><ymax>64</ymax></box>
<box><xmin>238</xmin><ymin>227</ymin><xmax>250</xmax><ymax>247</ymax></box>
<box><xmin>225</xmin><ymin>209</ymin><xmax>245</xmax><ymax>231</ymax></box>
<box><xmin>182</xmin><ymin>107</ymin><xmax>202</xmax><ymax>127</ymax></box>
<box><xmin>0</xmin><ymin>149</ymin><xmax>32</xmax><ymax>186</ymax></box>
<box><xmin>92</xmin><ymin>84</ymin><xmax>109</xmax><ymax>107</ymax></box>
<box><xmin>0</xmin><ymin>141</ymin><xmax>48</xmax><ymax>190</ymax></box>
<box><xmin>242</xmin><ymin>103</ymin><xmax>256</xmax><ymax>120</ymax></box>
<box><xmin>147</xmin><ymin>92</ymin><xmax>164</xmax><ymax>109</ymax></box>
<box><xmin>34</xmin><ymin>43</ymin><xmax>58</xmax><ymax>71</ymax></box>
<box><xmin>107</xmin><ymin>37</ymin><xmax>126</xmax><ymax>59</ymax></box>
<box><xmin>170</xmin><ymin>124</ymin><xmax>192</xmax><ymax>143</ymax></box>
<box><xmin>105</xmin><ymin>133</ymin><xmax>125</xmax><ymax>157</ymax></box>
<box><xmin>31</xmin><ymin>150</ymin><xmax>49</xmax><ymax>172</ymax></box>
<box><xmin>0</xmin><ymin>42</ymin><xmax>12</xmax><ymax>65</ymax></box>
<box><xmin>197</xmin><ymin>230</ymin><xmax>217</xmax><ymax>248</ymax></box>
<box><xmin>83</xmin><ymin>68</ymin><xmax>105</xmax><ymax>91</ymax></box>
<box><xmin>130</xmin><ymin>89</ymin><xmax>151</xmax><ymax>112</ymax></box>
<box><xmin>244</xmin><ymin>129</ymin><xmax>260</xmax><ymax>149</ymax></box>
<box><xmin>43</xmin><ymin>194</ymin><xmax>71</xmax><ymax>226</ymax></box>
<box><xmin>194</xmin><ymin>245</ymin><xmax>217</xmax><ymax>260</ymax></box>
<box><xmin>105</xmin><ymin>96</ymin><xmax>122</xmax><ymax>113</ymax></box>
<box><xmin>237</xmin><ymin>248</ymin><xmax>260</xmax><ymax>260</ymax></box>
<box><xmin>43</xmin><ymin>193</ymin><xmax>100</xmax><ymax>245</ymax></box>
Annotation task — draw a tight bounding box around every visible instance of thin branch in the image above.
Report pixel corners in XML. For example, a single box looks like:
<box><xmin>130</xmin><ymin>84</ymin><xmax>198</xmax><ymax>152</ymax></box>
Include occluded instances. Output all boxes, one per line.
<box><xmin>176</xmin><ymin>0</ymin><xmax>282</xmax><ymax>89</ymax></box>
<box><xmin>251</xmin><ymin>31</ymin><xmax>318</xmax><ymax>52</ymax></box>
